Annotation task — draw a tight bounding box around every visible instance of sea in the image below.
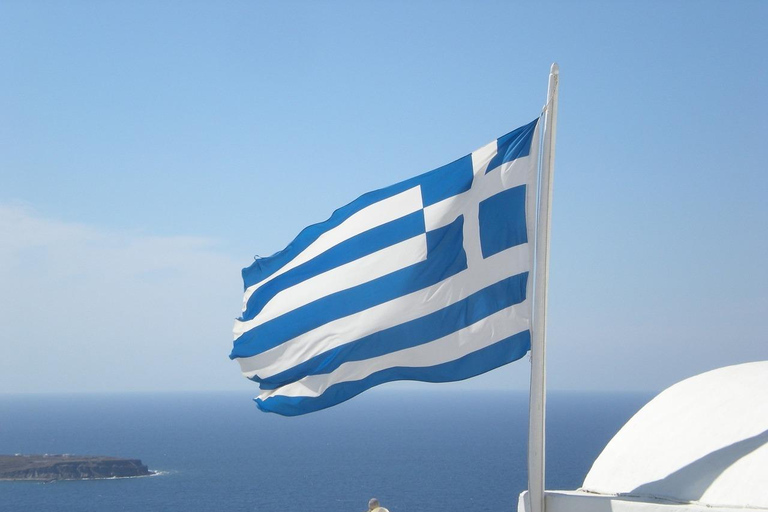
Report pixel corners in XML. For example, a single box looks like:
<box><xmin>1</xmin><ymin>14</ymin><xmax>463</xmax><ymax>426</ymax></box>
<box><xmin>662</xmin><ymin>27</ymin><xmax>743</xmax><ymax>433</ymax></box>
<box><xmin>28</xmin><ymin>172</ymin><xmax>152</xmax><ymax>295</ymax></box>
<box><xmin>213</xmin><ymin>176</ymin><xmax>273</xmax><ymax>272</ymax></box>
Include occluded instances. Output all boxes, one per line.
<box><xmin>0</xmin><ymin>390</ymin><xmax>652</xmax><ymax>512</ymax></box>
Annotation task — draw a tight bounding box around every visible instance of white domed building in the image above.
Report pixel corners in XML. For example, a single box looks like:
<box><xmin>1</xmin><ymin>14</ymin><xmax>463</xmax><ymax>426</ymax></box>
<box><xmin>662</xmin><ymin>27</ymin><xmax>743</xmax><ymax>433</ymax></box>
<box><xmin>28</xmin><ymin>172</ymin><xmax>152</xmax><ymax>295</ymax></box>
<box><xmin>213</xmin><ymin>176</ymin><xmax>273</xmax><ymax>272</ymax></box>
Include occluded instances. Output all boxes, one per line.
<box><xmin>520</xmin><ymin>361</ymin><xmax>768</xmax><ymax>512</ymax></box>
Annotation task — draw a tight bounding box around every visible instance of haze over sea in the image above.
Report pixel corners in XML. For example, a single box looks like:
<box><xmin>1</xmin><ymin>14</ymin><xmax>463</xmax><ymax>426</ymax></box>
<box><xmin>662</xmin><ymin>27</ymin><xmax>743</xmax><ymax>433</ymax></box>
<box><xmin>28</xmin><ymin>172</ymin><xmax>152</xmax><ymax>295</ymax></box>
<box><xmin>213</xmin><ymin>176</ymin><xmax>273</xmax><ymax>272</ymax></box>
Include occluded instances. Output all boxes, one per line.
<box><xmin>0</xmin><ymin>390</ymin><xmax>650</xmax><ymax>512</ymax></box>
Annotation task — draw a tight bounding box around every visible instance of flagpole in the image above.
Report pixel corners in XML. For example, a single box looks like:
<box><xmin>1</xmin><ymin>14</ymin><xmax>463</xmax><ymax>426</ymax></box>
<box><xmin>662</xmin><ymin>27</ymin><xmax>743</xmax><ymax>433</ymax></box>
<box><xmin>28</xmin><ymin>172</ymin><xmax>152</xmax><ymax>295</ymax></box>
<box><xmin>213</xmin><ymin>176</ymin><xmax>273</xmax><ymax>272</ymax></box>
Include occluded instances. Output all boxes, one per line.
<box><xmin>528</xmin><ymin>62</ymin><xmax>559</xmax><ymax>512</ymax></box>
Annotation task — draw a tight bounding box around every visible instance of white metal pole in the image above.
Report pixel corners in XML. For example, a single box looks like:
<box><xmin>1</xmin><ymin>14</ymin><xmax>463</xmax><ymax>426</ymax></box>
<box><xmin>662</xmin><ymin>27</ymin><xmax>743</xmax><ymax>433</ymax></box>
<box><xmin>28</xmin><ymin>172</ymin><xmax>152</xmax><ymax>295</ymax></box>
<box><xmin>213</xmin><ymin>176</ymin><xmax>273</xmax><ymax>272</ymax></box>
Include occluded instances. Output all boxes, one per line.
<box><xmin>528</xmin><ymin>62</ymin><xmax>559</xmax><ymax>512</ymax></box>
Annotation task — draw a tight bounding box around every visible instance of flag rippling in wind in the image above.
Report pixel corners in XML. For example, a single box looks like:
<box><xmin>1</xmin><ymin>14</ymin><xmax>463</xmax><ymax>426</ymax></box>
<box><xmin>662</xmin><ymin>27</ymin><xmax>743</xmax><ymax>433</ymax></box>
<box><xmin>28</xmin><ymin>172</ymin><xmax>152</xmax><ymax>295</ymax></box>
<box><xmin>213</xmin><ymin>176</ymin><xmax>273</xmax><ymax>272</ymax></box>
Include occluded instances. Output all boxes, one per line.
<box><xmin>231</xmin><ymin>118</ymin><xmax>541</xmax><ymax>416</ymax></box>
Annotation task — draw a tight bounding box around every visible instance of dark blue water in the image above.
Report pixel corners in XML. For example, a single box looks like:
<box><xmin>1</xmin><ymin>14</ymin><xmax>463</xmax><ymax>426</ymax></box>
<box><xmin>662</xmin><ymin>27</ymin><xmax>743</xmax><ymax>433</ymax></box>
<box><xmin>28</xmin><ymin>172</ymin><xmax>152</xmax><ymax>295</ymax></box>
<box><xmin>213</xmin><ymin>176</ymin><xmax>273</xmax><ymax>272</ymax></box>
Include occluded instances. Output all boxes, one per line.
<box><xmin>0</xmin><ymin>390</ymin><xmax>651</xmax><ymax>512</ymax></box>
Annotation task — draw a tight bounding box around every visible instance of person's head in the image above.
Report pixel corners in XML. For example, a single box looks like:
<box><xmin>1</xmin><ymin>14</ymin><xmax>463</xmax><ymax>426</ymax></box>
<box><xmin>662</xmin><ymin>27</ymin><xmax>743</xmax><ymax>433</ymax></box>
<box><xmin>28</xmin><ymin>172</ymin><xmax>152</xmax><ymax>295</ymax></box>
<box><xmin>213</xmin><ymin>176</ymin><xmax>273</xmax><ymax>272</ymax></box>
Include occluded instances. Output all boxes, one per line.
<box><xmin>368</xmin><ymin>498</ymin><xmax>380</xmax><ymax>510</ymax></box>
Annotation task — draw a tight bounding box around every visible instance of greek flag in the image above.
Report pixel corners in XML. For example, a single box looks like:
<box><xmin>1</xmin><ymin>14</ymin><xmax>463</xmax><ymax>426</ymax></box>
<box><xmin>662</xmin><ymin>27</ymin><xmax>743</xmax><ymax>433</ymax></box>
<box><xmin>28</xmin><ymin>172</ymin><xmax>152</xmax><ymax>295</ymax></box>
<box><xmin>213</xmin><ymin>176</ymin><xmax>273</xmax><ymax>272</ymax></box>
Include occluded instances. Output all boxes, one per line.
<box><xmin>231</xmin><ymin>118</ymin><xmax>540</xmax><ymax>416</ymax></box>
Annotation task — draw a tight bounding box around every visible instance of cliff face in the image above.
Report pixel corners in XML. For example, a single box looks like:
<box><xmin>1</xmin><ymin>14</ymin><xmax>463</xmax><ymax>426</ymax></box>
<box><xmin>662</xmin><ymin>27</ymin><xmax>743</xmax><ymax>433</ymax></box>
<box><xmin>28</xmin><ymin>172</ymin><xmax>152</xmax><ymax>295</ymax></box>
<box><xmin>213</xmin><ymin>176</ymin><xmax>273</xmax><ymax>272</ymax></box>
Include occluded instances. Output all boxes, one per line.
<box><xmin>0</xmin><ymin>455</ymin><xmax>152</xmax><ymax>480</ymax></box>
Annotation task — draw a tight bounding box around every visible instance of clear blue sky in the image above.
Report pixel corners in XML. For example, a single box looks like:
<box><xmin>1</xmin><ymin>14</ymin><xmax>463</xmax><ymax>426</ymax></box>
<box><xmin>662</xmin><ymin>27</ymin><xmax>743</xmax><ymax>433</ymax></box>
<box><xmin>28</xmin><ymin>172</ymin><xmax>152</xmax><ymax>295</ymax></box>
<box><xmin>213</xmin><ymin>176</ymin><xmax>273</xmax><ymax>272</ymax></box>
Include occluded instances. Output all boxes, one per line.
<box><xmin>1</xmin><ymin>1</ymin><xmax>766</xmax><ymax>395</ymax></box>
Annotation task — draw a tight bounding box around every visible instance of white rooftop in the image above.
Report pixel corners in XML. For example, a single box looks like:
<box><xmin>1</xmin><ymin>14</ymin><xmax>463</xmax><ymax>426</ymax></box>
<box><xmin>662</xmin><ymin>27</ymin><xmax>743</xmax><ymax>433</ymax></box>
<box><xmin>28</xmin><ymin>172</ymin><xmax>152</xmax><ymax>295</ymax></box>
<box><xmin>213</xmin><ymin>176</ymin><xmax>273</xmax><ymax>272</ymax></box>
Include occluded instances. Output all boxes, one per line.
<box><xmin>520</xmin><ymin>361</ymin><xmax>768</xmax><ymax>512</ymax></box>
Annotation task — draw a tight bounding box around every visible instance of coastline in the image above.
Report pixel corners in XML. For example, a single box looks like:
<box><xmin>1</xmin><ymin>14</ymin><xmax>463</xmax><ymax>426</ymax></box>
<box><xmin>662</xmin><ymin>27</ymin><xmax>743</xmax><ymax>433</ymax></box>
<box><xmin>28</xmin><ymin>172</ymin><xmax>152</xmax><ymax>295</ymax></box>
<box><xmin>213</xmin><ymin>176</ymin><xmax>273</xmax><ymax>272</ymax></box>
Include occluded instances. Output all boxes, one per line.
<box><xmin>0</xmin><ymin>454</ymin><xmax>154</xmax><ymax>482</ymax></box>
<box><xmin>0</xmin><ymin>470</ymin><xmax>164</xmax><ymax>483</ymax></box>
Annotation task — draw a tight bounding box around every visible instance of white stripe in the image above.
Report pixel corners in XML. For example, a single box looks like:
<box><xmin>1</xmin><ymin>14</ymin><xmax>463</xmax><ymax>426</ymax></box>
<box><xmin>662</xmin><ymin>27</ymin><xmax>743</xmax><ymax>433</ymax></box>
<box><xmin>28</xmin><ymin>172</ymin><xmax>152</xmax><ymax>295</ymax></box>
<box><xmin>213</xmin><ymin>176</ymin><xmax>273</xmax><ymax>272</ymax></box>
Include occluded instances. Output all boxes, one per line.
<box><xmin>242</xmin><ymin>185</ymin><xmax>424</xmax><ymax>311</ymax></box>
<box><xmin>470</xmin><ymin>140</ymin><xmax>498</xmax><ymax>176</ymax></box>
<box><xmin>235</xmin><ymin>234</ymin><xmax>428</xmax><ymax>335</ymax></box>
<box><xmin>257</xmin><ymin>301</ymin><xmax>529</xmax><ymax>401</ymax></box>
<box><xmin>236</xmin><ymin>241</ymin><xmax>530</xmax><ymax>379</ymax></box>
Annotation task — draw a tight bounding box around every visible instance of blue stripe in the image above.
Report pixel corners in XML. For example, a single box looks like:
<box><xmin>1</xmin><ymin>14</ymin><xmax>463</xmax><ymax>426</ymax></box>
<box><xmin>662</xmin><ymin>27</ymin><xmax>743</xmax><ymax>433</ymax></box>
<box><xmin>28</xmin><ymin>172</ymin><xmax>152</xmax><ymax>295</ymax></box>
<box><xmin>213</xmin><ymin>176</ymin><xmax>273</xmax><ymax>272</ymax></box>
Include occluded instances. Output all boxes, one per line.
<box><xmin>485</xmin><ymin>118</ymin><xmax>538</xmax><ymax>174</ymax></box>
<box><xmin>419</xmin><ymin>155</ymin><xmax>473</xmax><ymax>207</ymax></box>
<box><xmin>254</xmin><ymin>330</ymin><xmax>531</xmax><ymax>416</ymax></box>
<box><xmin>230</xmin><ymin>216</ymin><xmax>468</xmax><ymax>360</ymax></box>
<box><xmin>255</xmin><ymin>272</ymin><xmax>529</xmax><ymax>389</ymax></box>
<box><xmin>240</xmin><ymin>210</ymin><xmax>426</xmax><ymax>322</ymax></box>
<box><xmin>241</xmin><ymin>119</ymin><xmax>539</xmax><ymax>291</ymax></box>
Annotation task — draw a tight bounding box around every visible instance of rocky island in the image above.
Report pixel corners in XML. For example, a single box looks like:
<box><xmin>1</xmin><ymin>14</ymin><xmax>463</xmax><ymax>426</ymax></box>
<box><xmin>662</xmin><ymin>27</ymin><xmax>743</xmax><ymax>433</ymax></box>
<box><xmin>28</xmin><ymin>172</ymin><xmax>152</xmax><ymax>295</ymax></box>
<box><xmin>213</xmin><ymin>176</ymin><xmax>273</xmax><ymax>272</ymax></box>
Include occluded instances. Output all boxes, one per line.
<box><xmin>0</xmin><ymin>454</ymin><xmax>153</xmax><ymax>481</ymax></box>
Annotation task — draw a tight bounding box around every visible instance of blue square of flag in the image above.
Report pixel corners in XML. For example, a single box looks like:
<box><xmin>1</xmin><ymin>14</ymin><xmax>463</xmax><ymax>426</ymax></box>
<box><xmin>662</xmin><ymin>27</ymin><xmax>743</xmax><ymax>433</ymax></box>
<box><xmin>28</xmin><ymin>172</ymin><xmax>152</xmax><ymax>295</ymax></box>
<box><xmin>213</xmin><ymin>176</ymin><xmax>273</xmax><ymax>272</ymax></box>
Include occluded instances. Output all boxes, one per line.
<box><xmin>478</xmin><ymin>185</ymin><xmax>528</xmax><ymax>259</ymax></box>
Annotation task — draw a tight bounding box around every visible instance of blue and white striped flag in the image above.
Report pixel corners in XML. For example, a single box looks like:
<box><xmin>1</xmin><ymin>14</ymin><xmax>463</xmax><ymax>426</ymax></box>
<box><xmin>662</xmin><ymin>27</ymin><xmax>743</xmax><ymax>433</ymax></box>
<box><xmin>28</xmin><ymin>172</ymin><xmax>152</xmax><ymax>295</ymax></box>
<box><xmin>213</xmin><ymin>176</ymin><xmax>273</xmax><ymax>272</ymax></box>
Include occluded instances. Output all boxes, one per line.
<box><xmin>231</xmin><ymin>118</ymin><xmax>540</xmax><ymax>416</ymax></box>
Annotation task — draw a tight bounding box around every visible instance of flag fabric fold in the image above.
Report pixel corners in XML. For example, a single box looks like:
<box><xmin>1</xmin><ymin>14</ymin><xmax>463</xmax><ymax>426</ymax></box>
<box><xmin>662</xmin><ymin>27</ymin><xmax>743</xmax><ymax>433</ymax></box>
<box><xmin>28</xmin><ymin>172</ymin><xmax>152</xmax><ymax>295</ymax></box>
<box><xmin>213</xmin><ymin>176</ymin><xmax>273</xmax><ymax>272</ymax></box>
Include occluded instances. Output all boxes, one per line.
<box><xmin>231</xmin><ymin>118</ymin><xmax>541</xmax><ymax>416</ymax></box>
